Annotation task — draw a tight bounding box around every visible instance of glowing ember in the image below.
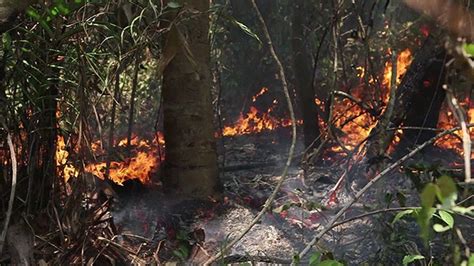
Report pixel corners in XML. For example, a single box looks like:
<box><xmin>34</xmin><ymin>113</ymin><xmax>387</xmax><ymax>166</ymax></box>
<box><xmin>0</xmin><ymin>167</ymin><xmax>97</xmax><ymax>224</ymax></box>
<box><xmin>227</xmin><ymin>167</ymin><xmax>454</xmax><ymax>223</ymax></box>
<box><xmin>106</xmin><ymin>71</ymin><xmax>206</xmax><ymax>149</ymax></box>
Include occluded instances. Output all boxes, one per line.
<box><xmin>252</xmin><ymin>87</ymin><xmax>269</xmax><ymax>102</ymax></box>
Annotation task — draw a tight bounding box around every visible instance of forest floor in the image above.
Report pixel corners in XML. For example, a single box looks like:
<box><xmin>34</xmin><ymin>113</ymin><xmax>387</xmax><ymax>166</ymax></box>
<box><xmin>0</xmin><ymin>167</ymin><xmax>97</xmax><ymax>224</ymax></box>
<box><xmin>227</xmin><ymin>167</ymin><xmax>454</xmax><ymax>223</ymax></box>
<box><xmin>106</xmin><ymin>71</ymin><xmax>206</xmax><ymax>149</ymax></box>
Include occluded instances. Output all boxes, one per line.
<box><xmin>110</xmin><ymin>132</ymin><xmax>473</xmax><ymax>265</ymax></box>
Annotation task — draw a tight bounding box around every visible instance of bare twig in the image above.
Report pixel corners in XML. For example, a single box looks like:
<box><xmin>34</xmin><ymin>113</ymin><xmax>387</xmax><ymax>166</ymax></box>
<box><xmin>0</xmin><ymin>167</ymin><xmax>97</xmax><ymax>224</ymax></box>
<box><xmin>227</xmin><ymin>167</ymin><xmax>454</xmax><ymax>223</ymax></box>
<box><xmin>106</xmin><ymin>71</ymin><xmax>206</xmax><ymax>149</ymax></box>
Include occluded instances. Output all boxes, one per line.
<box><xmin>203</xmin><ymin>0</ymin><xmax>297</xmax><ymax>264</ymax></box>
<box><xmin>331</xmin><ymin>207</ymin><xmax>415</xmax><ymax>228</ymax></box>
<box><xmin>445</xmin><ymin>85</ymin><xmax>472</xmax><ymax>183</ymax></box>
<box><xmin>296</xmin><ymin>123</ymin><xmax>474</xmax><ymax>261</ymax></box>
<box><xmin>333</xmin><ymin>90</ymin><xmax>377</xmax><ymax>116</ymax></box>
<box><xmin>0</xmin><ymin>120</ymin><xmax>18</xmax><ymax>255</ymax></box>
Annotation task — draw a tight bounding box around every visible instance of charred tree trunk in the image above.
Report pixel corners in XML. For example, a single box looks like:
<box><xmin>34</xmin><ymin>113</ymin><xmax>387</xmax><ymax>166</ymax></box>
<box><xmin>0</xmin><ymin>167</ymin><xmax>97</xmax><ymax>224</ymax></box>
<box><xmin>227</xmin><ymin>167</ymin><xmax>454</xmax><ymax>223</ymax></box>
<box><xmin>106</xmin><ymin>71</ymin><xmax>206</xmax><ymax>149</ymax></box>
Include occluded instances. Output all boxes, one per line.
<box><xmin>348</xmin><ymin>37</ymin><xmax>445</xmax><ymax>188</ymax></box>
<box><xmin>395</xmin><ymin>52</ymin><xmax>447</xmax><ymax>155</ymax></box>
<box><xmin>291</xmin><ymin>2</ymin><xmax>321</xmax><ymax>148</ymax></box>
<box><xmin>162</xmin><ymin>0</ymin><xmax>219</xmax><ymax>198</ymax></box>
<box><xmin>365</xmin><ymin>37</ymin><xmax>443</xmax><ymax>161</ymax></box>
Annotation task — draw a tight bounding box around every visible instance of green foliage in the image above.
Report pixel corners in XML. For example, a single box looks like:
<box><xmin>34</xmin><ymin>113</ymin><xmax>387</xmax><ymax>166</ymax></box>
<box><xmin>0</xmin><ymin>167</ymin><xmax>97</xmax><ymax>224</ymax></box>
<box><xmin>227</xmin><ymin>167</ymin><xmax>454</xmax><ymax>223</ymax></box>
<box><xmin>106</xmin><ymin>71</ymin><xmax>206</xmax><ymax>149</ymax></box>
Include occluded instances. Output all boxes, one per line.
<box><xmin>463</xmin><ymin>43</ymin><xmax>474</xmax><ymax>57</ymax></box>
<box><xmin>402</xmin><ymin>254</ymin><xmax>425</xmax><ymax>266</ymax></box>
<box><xmin>391</xmin><ymin>209</ymin><xmax>414</xmax><ymax>225</ymax></box>
<box><xmin>308</xmin><ymin>252</ymin><xmax>343</xmax><ymax>266</ymax></box>
<box><xmin>167</xmin><ymin>1</ymin><xmax>182</xmax><ymax>9</ymax></box>
<box><xmin>391</xmin><ymin>174</ymin><xmax>473</xmax><ymax>264</ymax></box>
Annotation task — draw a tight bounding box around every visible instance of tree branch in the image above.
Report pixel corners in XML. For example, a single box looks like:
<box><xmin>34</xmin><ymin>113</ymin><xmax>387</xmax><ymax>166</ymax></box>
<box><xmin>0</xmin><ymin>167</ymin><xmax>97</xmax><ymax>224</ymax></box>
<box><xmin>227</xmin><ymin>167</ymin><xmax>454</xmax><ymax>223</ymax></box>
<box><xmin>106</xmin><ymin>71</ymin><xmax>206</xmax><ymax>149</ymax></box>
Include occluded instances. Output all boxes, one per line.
<box><xmin>0</xmin><ymin>119</ymin><xmax>18</xmax><ymax>255</ymax></box>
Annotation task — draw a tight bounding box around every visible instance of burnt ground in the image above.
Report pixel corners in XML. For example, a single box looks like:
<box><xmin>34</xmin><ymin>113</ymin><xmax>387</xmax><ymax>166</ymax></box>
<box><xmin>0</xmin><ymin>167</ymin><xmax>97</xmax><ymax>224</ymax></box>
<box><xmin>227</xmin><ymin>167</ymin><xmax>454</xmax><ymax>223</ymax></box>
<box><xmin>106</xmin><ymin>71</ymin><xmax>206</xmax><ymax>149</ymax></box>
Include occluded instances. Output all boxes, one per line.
<box><xmin>110</xmin><ymin>131</ymin><xmax>473</xmax><ymax>265</ymax></box>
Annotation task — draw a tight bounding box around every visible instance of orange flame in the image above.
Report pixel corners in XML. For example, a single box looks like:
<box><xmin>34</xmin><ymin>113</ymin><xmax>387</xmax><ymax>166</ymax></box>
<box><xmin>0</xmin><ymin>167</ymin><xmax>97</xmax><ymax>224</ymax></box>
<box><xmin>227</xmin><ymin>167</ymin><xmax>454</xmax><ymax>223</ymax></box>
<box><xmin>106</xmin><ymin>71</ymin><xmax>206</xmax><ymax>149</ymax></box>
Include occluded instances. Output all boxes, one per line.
<box><xmin>222</xmin><ymin>87</ymin><xmax>302</xmax><ymax>137</ymax></box>
<box><xmin>436</xmin><ymin>101</ymin><xmax>474</xmax><ymax>159</ymax></box>
<box><xmin>56</xmin><ymin>136</ymin><xmax>79</xmax><ymax>183</ymax></box>
<box><xmin>331</xmin><ymin>49</ymin><xmax>413</xmax><ymax>150</ymax></box>
<box><xmin>84</xmin><ymin>133</ymin><xmax>165</xmax><ymax>185</ymax></box>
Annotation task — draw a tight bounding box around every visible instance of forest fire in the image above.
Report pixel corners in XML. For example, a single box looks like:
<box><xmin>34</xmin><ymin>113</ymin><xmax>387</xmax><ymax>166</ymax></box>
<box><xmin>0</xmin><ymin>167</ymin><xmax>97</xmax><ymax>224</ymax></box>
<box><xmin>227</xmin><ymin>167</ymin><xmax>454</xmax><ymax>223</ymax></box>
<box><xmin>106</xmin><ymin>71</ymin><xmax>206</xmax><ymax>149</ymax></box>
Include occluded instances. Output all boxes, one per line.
<box><xmin>221</xmin><ymin>87</ymin><xmax>303</xmax><ymax>137</ymax></box>
<box><xmin>53</xmin><ymin>49</ymin><xmax>474</xmax><ymax>186</ymax></box>
<box><xmin>84</xmin><ymin>133</ymin><xmax>165</xmax><ymax>185</ymax></box>
<box><xmin>330</xmin><ymin>49</ymin><xmax>413</xmax><ymax>150</ymax></box>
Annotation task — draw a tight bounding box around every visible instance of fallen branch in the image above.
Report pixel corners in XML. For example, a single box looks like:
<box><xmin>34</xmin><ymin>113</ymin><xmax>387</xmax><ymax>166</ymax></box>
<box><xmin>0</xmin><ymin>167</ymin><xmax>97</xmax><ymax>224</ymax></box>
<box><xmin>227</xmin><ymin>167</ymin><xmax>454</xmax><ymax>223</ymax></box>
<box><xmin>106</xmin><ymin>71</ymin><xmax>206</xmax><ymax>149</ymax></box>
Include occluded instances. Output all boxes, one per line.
<box><xmin>296</xmin><ymin>123</ymin><xmax>474</xmax><ymax>261</ymax></box>
<box><xmin>203</xmin><ymin>0</ymin><xmax>297</xmax><ymax>264</ymax></box>
<box><xmin>0</xmin><ymin>119</ymin><xmax>18</xmax><ymax>255</ymax></box>
<box><xmin>222</xmin><ymin>254</ymin><xmax>294</xmax><ymax>264</ymax></box>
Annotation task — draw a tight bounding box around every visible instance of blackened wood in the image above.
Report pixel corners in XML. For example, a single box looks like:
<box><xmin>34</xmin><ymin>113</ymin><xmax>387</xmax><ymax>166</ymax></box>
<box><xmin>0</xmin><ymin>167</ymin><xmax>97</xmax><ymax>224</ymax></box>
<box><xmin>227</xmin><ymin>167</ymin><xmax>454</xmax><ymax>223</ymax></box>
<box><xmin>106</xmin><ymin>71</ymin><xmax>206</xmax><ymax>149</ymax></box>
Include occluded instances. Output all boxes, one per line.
<box><xmin>365</xmin><ymin>36</ymin><xmax>444</xmax><ymax>161</ymax></box>
<box><xmin>292</xmin><ymin>1</ymin><xmax>322</xmax><ymax>148</ymax></box>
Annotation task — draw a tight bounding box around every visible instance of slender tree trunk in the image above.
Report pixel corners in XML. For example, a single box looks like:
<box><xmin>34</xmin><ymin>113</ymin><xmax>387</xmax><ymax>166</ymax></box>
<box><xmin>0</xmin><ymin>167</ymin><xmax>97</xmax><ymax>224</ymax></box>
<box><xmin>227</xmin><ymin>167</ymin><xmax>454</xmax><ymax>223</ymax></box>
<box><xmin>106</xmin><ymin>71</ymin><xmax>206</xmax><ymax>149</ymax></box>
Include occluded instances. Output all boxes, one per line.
<box><xmin>162</xmin><ymin>0</ymin><xmax>219</xmax><ymax>198</ymax></box>
<box><xmin>292</xmin><ymin>2</ymin><xmax>321</xmax><ymax>148</ymax></box>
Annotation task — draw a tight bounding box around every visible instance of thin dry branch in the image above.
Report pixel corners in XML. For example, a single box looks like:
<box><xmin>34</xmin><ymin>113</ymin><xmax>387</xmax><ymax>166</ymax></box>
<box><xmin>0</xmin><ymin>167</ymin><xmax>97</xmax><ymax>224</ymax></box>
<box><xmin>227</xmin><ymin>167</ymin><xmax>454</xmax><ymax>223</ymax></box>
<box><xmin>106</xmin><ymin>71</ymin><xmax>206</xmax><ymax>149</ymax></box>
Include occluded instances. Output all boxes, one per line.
<box><xmin>445</xmin><ymin>85</ymin><xmax>472</xmax><ymax>183</ymax></box>
<box><xmin>296</xmin><ymin>123</ymin><xmax>474</xmax><ymax>261</ymax></box>
<box><xmin>203</xmin><ymin>0</ymin><xmax>297</xmax><ymax>264</ymax></box>
<box><xmin>0</xmin><ymin>120</ymin><xmax>18</xmax><ymax>255</ymax></box>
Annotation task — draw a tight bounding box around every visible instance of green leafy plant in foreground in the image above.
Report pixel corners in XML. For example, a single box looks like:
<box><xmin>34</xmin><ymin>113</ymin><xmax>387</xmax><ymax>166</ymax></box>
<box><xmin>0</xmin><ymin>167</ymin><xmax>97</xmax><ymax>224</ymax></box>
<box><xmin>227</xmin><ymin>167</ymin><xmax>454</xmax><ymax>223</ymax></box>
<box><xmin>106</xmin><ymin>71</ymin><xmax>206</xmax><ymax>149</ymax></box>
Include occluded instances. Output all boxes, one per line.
<box><xmin>392</xmin><ymin>175</ymin><xmax>473</xmax><ymax>265</ymax></box>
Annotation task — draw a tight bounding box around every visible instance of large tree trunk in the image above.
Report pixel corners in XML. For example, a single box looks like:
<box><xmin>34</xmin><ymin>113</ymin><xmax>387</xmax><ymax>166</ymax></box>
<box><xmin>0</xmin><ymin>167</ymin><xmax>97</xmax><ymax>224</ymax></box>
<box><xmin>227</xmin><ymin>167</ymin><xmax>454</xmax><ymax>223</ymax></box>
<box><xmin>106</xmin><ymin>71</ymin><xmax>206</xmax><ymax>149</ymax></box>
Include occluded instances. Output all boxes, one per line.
<box><xmin>291</xmin><ymin>1</ymin><xmax>321</xmax><ymax>148</ymax></box>
<box><xmin>162</xmin><ymin>0</ymin><xmax>219</xmax><ymax>198</ymax></box>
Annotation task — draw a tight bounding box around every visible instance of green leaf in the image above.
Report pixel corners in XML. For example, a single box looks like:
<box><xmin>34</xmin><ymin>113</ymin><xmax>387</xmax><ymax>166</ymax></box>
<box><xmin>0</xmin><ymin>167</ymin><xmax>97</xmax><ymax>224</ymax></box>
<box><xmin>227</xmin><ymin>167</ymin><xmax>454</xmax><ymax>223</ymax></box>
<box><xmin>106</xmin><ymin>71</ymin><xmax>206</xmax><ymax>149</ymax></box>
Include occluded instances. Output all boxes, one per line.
<box><xmin>421</xmin><ymin>183</ymin><xmax>438</xmax><ymax>208</ymax></box>
<box><xmin>415</xmin><ymin>207</ymin><xmax>436</xmax><ymax>241</ymax></box>
<box><xmin>468</xmin><ymin>254</ymin><xmax>474</xmax><ymax>266</ymax></box>
<box><xmin>436</xmin><ymin>175</ymin><xmax>457</xmax><ymax>207</ymax></box>
<box><xmin>463</xmin><ymin>43</ymin><xmax>474</xmax><ymax>57</ymax></box>
<box><xmin>309</xmin><ymin>252</ymin><xmax>321</xmax><ymax>266</ymax></box>
<box><xmin>273</xmin><ymin>204</ymin><xmax>290</xmax><ymax>213</ymax></box>
<box><xmin>438</xmin><ymin>210</ymin><xmax>454</xmax><ymax>228</ymax></box>
<box><xmin>26</xmin><ymin>7</ymin><xmax>41</xmax><ymax>20</ymax></box>
<box><xmin>167</xmin><ymin>1</ymin><xmax>182</xmax><ymax>8</ymax></box>
<box><xmin>2</xmin><ymin>33</ymin><xmax>12</xmax><ymax>50</ymax></box>
<box><xmin>292</xmin><ymin>254</ymin><xmax>301</xmax><ymax>264</ymax></box>
<box><xmin>402</xmin><ymin>255</ymin><xmax>425</xmax><ymax>266</ymax></box>
<box><xmin>319</xmin><ymin>260</ymin><xmax>344</xmax><ymax>266</ymax></box>
<box><xmin>433</xmin><ymin>223</ymin><xmax>450</xmax><ymax>232</ymax></box>
<box><xmin>221</xmin><ymin>14</ymin><xmax>262</xmax><ymax>46</ymax></box>
<box><xmin>392</xmin><ymin>209</ymin><xmax>414</xmax><ymax>225</ymax></box>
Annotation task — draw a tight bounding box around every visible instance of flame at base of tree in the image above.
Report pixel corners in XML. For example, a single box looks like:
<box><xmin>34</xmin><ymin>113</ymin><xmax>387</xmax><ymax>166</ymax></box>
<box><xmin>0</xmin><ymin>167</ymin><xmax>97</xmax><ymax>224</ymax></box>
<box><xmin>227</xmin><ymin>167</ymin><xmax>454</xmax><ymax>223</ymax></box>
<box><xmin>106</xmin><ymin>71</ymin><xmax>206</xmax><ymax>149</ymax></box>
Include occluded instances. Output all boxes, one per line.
<box><xmin>84</xmin><ymin>133</ymin><xmax>165</xmax><ymax>185</ymax></box>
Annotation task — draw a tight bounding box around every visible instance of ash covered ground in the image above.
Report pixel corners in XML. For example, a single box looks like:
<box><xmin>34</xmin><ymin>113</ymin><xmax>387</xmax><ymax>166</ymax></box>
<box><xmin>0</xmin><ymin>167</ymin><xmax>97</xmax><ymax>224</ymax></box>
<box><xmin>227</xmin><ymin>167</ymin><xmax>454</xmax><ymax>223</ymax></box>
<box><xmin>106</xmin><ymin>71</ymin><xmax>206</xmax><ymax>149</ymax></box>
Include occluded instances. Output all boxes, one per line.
<box><xmin>110</xmin><ymin>132</ymin><xmax>473</xmax><ymax>265</ymax></box>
